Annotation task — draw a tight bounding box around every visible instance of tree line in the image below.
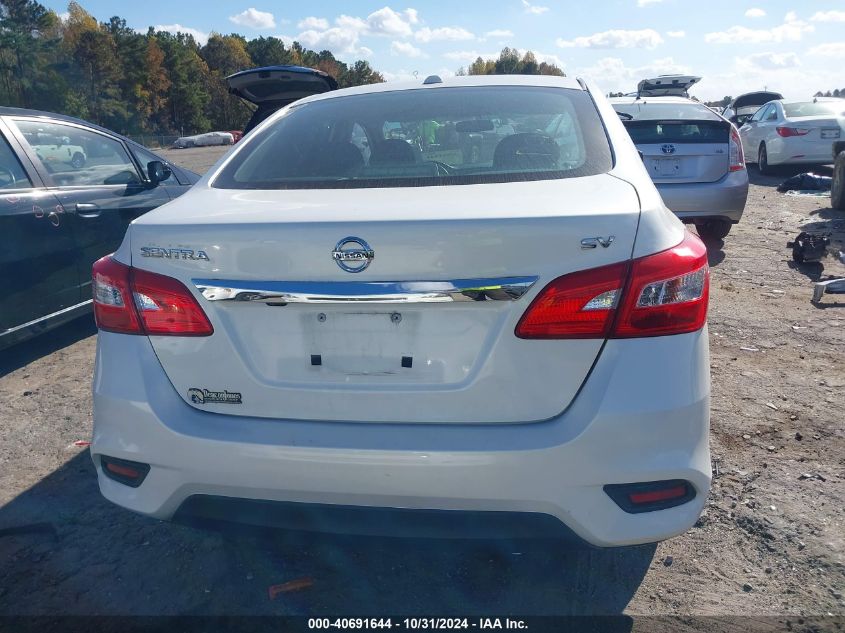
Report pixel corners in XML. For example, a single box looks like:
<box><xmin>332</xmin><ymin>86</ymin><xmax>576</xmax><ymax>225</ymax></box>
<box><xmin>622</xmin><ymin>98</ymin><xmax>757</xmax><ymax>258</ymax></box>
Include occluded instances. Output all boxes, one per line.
<box><xmin>0</xmin><ymin>0</ymin><xmax>384</xmax><ymax>136</ymax></box>
<box><xmin>456</xmin><ymin>48</ymin><xmax>565</xmax><ymax>77</ymax></box>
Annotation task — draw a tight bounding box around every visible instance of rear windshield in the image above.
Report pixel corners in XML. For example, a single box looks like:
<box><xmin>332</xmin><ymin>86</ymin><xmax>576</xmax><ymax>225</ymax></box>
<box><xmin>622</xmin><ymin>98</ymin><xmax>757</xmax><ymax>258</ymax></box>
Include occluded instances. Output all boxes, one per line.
<box><xmin>213</xmin><ymin>86</ymin><xmax>613</xmax><ymax>189</ymax></box>
<box><xmin>612</xmin><ymin>102</ymin><xmax>722</xmax><ymax>121</ymax></box>
<box><xmin>622</xmin><ymin>120</ymin><xmax>729</xmax><ymax>144</ymax></box>
<box><xmin>783</xmin><ymin>101</ymin><xmax>845</xmax><ymax>118</ymax></box>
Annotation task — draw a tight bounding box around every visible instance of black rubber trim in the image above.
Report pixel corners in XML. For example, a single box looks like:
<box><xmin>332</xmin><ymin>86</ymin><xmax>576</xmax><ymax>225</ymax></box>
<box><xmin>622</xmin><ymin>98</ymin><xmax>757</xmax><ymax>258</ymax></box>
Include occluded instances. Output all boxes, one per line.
<box><xmin>99</xmin><ymin>455</ymin><xmax>151</xmax><ymax>488</ymax></box>
<box><xmin>603</xmin><ymin>479</ymin><xmax>695</xmax><ymax>514</ymax></box>
<box><xmin>174</xmin><ymin>495</ymin><xmax>589</xmax><ymax>542</ymax></box>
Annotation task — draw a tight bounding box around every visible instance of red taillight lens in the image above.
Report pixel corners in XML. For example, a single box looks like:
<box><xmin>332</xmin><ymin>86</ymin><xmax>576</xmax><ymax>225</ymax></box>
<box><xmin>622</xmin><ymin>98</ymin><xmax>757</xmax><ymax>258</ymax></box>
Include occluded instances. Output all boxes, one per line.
<box><xmin>92</xmin><ymin>256</ymin><xmax>142</xmax><ymax>334</ymax></box>
<box><xmin>131</xmin><ymin>268</ymin><xmax>214</xmax><ymax>335</ymax></box>
<box><xmin>92</xmin><ymin>256</ymin><xmax>213</xmax><ymax>336</ymax></box>
<box><xmin>515</xmin><ymin>261</ymin><xmax>629</xmax><ymax>339</ymax></box>
<box><xmin>516</xmin><ymin>232</ymin><xmax>709</xmax><ymax>339</ymax></box>
<box><xmin>613</xmin><ymin>232</ymin><xmax>709</xmax><ymax>338</ymax></box>
<box><xmin>776</xmin><ymin>126</ymin><xmax>810</xmax><ymax>138</ymax></box>
<box><xmin>729</xmin><ymin>126</ymin><xmax>745</xmax><ymax>172</ymax></box>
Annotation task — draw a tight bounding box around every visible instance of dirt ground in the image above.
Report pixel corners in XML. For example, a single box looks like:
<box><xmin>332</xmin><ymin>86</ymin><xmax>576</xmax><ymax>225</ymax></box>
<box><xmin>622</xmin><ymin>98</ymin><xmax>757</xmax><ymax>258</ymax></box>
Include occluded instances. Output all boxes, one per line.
<box><xmin>0</xmin><ymin>145</ymin><xmax>843</xmax><ymax>620</ymax></box>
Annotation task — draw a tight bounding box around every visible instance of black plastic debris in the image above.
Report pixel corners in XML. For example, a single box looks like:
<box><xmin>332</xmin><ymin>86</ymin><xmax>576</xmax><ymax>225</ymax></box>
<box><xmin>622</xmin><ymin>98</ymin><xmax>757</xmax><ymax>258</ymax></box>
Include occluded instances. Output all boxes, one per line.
<box><xmin>787</xmin><ymin>232</ymin><xmax>830</xmax><ymax>263</ymax></box>
<box><xmin>777</xmin><ymin>172</ymin><xmax>833</xmax><ymax>193</ymax></box>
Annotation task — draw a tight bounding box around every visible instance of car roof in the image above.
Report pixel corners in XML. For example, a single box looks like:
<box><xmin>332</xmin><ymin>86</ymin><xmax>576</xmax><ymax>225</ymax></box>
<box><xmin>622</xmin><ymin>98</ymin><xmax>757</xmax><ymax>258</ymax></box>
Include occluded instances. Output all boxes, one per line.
<box><xmin>0</xmin><ymin>106</ymin><xmax>128</xmax><ymax>138</ymax></box>
<box><xmin>295</xmin><ymin>74</ymin><xmax>585</xmax><ymax>107</ymax></box>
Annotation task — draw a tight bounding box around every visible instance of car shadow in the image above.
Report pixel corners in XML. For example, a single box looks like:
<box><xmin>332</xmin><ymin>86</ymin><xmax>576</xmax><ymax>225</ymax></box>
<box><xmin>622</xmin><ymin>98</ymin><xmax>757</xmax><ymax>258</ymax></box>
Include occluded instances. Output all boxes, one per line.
<box><xmin>0</xmin><ymin>451</ymin><xmax>653</xmax><ymax>620</ymax></box>
<box><xmin>691</xmin><ymin>229</ymin><xmax>726</xmax><ymax>267</ymax></box>
<box><xmin>0</xmin><ymin>316</ymin><xmax>97</xmax><ymax>378</ymax></box>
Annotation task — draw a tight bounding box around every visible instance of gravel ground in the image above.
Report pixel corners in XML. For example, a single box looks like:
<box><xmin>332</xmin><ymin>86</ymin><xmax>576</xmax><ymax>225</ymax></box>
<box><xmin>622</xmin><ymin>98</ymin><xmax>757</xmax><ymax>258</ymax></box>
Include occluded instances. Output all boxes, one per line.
<box><xmin>0</xmin><ymin>145</ymin><xmax>843</xmax><ymax>618</ymax></box>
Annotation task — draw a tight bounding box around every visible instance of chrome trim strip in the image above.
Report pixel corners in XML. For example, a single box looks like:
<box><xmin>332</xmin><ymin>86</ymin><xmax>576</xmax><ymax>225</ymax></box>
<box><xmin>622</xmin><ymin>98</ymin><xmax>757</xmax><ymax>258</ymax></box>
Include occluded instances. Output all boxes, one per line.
<box><xmin>192</xmin><ymin>277</ymin><xmax>539</xmax><ymax>304</ymax></box>
<box><xmin>1</xmin><ymin>300</ymin><xmax>93</xmax><ymax>337</ymax></box>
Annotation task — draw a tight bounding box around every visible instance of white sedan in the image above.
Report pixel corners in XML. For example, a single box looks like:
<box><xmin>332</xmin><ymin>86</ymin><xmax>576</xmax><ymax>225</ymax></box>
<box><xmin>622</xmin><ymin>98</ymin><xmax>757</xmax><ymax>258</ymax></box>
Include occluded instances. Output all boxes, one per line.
<box><xmin>90</xmin><ymin>75</ymin><xmax>711</xmax><ymax>547</ymax></box>
<box><xmin>740</xmin><ymin>98</ymin><xmax>845</xmax><ymax>174</ymax></box>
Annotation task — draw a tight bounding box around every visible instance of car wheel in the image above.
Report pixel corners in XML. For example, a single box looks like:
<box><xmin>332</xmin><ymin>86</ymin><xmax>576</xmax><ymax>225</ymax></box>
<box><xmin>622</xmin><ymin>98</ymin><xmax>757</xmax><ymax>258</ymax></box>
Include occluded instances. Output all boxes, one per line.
<box><xmin>832</xmin><ymin>151</ymin><xmax>845</xmax><ymax>211</ymax></box>
<box><xmin>70</xmin><ymin>152</ymin><xmax>85</xmax><ymax>169</ymax></box>
<box><xmin>758</xmin><ymin>144</ymin><xmax>773</xmax><ymax>176</ymax></box>
<box><xmin>696</xmin><ymin>219</ymin><xmax>732</xmax><ymax>241</ymax></box>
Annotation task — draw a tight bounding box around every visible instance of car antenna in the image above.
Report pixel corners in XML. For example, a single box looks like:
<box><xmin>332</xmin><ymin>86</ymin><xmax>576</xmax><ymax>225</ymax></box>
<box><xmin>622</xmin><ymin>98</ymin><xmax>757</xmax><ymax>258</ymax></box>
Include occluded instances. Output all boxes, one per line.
<box><xmin>423</xmin><ymin>75</ymin><xmax>443</xmax><ymax>85</ymax></box>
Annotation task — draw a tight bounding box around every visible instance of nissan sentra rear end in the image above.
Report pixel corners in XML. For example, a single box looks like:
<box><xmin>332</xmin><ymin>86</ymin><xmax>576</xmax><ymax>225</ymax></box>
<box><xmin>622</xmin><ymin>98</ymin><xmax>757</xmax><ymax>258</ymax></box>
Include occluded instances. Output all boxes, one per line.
<box><xmin>90</xmin><ymin>75</ymin><xmax>711</xmax><ymax>547</ymax></box>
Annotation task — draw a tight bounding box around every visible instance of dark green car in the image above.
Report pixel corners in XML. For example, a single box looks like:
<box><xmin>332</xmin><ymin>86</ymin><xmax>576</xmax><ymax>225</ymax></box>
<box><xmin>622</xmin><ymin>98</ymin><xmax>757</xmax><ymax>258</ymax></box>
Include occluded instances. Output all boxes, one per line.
<box><xmin>0</xmin><ymin>107</ymin><xmax>199</xmax><ymax>350</ymax></box>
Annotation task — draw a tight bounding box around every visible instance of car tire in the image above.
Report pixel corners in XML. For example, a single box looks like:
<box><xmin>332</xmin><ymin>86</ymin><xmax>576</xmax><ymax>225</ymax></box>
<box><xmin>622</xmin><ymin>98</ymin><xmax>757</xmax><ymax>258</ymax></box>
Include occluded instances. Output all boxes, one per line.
<box><xmin>832</xmin><ymin>151</ymin><xmax>845</xmax><ymax>211</ymax></box>
<box><xmin>696</xmin><ymin>219</ymin><xmax>732</xmax><ymax>241</ymax></box>
<box><xmin>70</xmin><ymin>152</ymin><xmax>85</xmax><ymax>169</ymax></box>
<box><xmin>758</xmin><ymin>143</ymin><xmax>773</xmax><ymax>176</ymax></box>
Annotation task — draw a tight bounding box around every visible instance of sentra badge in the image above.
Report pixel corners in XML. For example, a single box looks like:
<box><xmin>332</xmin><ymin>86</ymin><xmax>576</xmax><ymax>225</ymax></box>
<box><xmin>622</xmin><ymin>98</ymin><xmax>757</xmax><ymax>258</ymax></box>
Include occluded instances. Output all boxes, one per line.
<box><xmin>141</xmin><ymin>246</ymin><xmax>210</xmax><ymax>261</ymax></box>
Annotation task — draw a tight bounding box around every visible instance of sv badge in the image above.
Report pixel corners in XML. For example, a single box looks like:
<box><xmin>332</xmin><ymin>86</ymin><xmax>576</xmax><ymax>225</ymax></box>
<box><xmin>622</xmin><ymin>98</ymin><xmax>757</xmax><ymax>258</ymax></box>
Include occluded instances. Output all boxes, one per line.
<box><xmin>580</xmin><ymin>236</ymin><xmax>615</xmax><ymax>249</ymax></box>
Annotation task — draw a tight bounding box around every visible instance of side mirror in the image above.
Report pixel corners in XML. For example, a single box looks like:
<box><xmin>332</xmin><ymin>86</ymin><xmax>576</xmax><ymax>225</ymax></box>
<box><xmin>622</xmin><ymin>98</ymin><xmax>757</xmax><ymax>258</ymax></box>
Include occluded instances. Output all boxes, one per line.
<box><xmin>147</xmin><ymin>160</ymin><xmax>171</xmax><ymax>186</ymax></box>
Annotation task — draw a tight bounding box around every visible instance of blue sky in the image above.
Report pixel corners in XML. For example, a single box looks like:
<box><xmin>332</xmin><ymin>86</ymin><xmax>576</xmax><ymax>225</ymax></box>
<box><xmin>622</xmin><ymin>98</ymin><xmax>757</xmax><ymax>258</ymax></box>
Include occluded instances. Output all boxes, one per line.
<box><xmin>42</xmin><ymin>1</ymin><xmax>845</xmax><ymax>100</ymax></box>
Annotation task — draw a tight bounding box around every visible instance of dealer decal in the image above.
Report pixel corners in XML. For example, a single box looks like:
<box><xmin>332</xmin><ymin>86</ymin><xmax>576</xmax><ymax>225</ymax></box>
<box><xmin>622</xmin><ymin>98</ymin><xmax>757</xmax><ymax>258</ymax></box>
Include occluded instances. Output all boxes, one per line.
<box><xmin>188</xmin><ymin>388</ymin><xmax>242</xmax><ymax>405</ymax></box>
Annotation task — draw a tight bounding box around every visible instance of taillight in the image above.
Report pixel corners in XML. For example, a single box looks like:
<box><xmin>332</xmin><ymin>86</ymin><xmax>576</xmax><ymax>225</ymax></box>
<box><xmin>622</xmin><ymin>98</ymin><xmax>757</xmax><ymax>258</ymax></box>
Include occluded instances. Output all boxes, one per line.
<box><xmin>613</xmin><ymin>232</ymin><xmax>709</xmax><ymax>338</ymax></box>
<box><xmin>729</xmin><ymin>126</ymin><xmax>745</xmax><ymax>172</ymax></box>
<box><xmin>515</xmin><ymin>262</ymin><xmax>628</xmax><ymax>339</ymax></box>
<box><xmin>776</xmin><ymin>126</ymin><xmax>810</xmax><ymax>138</ymax></box>
<box><xmin>516</xmin><ymin>231</ymin><xmax>708</xmax><ymax>340</ymax></box>
<box><xmin>92</xmin><ymin>256</ymin><xmax>213</xmax><ymax>336</ymax></box>
<box><xmin>92</xmin><ymin>256</ymin><xmax>142</xmax><ymax>334</ymax></box>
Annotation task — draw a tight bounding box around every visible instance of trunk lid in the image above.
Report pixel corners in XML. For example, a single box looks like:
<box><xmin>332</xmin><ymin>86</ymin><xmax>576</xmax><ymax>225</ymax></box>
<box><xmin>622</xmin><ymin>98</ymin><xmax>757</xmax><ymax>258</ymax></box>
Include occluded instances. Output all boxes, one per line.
<box><xmin>787</xmin><ymin>115</ymin><xmax>844</xmax><ymax>143</ymax></box>
<box><xmin>227</xmin><ymin>65</ymin><xmax>339</xmax><ymax>134</ymax></box>
<box><xmin>226</xmin><ymin>65</ymin><xmax>338</xmax><ymax>106</ymax></box>
<box><xmin>624</xmin><ymin>119</ymin><xmax>731</xmax><ymax>184</ymax></box>
<box><xmin>637</xmin><ymin>75</ymin><xmax>701</xmax><ymax>98</ymax></box>
<box><xmin>131</xmin><ymin>175</ymin><xmax>641</xmax><ymax>424</ymax></box>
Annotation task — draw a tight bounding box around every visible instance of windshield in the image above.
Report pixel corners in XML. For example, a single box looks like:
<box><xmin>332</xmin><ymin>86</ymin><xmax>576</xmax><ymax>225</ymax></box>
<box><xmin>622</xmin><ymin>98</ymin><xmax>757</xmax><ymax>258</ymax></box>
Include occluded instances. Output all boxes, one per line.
<box><xmin>612</xmin><ymin>102</ymin><xmax>722</xmax><ymax>121</ymax></box>
<box><xmin>213</xmin><ymin>86</ymin><xmax>613</xmax><ymax>189</ymax></box>
<box><xmin>783</xmin><ymin>101</ymin><xmax>845</xmax><ymax>118</ymax></box>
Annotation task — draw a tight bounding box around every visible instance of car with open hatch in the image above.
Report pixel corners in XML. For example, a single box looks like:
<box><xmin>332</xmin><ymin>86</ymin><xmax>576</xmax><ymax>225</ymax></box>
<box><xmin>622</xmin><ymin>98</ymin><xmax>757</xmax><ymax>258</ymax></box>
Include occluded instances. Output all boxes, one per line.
<box><xmin>0</xmin><ymin>107</ymin><xmax>198</xmax><ymax>351</ymax></box>
<box><xmin>90</xmin><ymin>74</ymin><xmax>711</xmax><ymax>547</ymax></box>
<box><xmin>610</xmin><ymin>76</ymin><xmax>748</xmax><ymax>241</ymax></box>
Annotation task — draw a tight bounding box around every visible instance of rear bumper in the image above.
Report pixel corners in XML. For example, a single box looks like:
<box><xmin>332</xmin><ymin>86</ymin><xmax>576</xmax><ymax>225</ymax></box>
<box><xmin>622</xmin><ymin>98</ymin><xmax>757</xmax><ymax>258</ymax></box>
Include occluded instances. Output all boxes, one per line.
<box><xmin>657</xmin><ymin>170</ymin><xmax>749</xmax><ymax>223</ymax></box>
<box><xmin>91</xmin><ymin>329</ymin><xmax>711</xmax><ymax>547</ymax></box>
<box><xmin>766</xmin><ymin>137</ymin><xmax>840</xmax><ymax>166</ymax></box>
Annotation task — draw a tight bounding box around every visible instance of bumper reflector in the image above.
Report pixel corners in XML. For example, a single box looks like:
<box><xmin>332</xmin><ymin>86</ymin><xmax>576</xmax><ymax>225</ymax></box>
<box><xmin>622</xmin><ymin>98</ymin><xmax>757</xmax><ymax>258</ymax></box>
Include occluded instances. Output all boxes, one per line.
<box><xmin>604</xmin><ymin>479</ymin><xmax>695</xmax><ymax>513</ymax></box>
<box><xmin>100</xmin><ymin>456</ymin><xmax>150</xmax><ymax>488</ymax></box>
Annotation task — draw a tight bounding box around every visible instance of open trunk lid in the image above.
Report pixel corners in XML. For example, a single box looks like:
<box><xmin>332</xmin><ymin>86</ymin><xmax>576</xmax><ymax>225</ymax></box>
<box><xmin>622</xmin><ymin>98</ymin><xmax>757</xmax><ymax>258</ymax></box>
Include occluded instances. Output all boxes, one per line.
<box><xmin>637</xmin><ymin>75</ymin><xmax>701</xmax><ymax>98</ymax></box>
<box><xmin>130</xmin><ymin>175</ymin><xmax>641</xmax><ymax>424</ymax></box>
<box><xmin>227</xmin><ymin>65</ymin><xmax>339</xmax><ymax>134</ymax></box>
<box><xmin>227</xmin><ymin>65</ymin><xmax>338</xmax><ymax>105</ymax></box>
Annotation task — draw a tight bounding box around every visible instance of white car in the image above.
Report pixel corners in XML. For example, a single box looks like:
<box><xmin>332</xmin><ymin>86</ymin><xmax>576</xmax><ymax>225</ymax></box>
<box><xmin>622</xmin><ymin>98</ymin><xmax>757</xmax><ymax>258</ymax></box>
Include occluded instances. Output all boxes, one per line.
<box><xmin>90</xmin><ymin>75</ymin><xmax>711</xmax><ymax>547</ymax></box>
<box><xmin>172</xmin><ymin>131</ymin><xmax>234</xmax><ymax>149</ymax></box>
<box><xmin>740</xmin><ymin>97</ymin><xmax>845</xmax><ymax>174</ymax></box>
<box><xmin>611</xmin><ymin>78</ymin><xmax>748</xmax><ymax>241</ymax></box>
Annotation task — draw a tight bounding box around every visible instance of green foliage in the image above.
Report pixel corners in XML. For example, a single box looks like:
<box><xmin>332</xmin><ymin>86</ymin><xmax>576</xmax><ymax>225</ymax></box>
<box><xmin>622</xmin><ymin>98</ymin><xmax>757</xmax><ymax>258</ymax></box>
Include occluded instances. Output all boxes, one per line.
<box><xmin>0</xmin><ymin>0</ymin><xmax>386</xmax><ymax>135</ymax></box>
<box><xmin>463</xmin><ymin>48</ymin><xmax>565</xmax><ymax>77</ymax></box>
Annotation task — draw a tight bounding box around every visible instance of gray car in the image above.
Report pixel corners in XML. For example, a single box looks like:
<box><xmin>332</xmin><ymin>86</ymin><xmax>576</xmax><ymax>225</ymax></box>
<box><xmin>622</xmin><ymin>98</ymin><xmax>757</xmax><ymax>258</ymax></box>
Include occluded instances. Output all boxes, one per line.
<box><xmin>610</xmin><ymin>79</ymin><xmax>748</xmax><ymax>240</ymax></box>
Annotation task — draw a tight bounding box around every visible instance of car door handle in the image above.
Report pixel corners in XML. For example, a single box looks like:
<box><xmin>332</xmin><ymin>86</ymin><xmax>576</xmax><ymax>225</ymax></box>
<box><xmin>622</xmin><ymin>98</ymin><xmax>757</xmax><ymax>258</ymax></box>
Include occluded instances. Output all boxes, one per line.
<box><xmin>74</xmin><ymin>203</ymin><xmax>101</xmax><ymax>218</ymax></box>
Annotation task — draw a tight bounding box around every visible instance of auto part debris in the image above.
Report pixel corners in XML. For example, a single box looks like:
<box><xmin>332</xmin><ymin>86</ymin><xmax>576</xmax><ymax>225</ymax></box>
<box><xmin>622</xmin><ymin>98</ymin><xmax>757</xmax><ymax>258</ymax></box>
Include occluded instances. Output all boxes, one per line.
<box><xmin>812</xmin><ymin>277</ymin><xmax>845</xmax><ymax>304</ymax></box>
<box><xmin>787</xmin><ymin>232</ymin><xmax>829</xmax><ymax>263</ymax></box>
